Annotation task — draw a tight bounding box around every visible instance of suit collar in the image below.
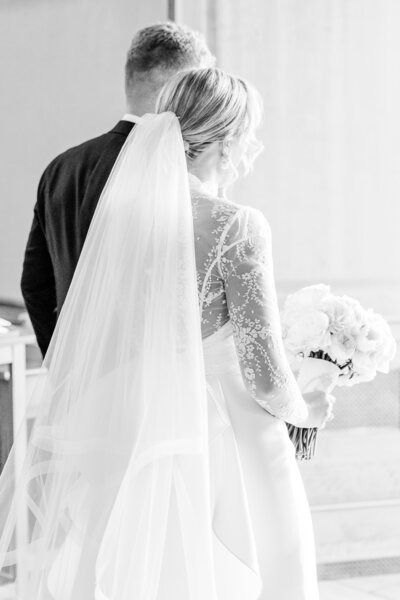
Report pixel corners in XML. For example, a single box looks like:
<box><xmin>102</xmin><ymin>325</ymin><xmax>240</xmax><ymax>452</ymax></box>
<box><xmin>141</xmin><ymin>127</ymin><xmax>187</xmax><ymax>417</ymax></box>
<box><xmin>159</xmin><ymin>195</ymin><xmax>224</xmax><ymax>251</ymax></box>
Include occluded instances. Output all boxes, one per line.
<box><xmin>109</xmin><ymin>120</ymin><xmax>135</xmax><ymax>137</ymax></box>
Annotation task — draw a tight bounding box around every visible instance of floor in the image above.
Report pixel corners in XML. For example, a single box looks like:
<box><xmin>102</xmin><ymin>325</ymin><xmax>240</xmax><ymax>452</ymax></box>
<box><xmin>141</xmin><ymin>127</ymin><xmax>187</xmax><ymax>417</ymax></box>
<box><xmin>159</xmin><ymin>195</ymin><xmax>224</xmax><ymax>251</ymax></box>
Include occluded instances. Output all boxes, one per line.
<box><xmin>319</xmin><ymin>574</ymin><xmax>400</xmax><ymax>599</ymax></box>
<box><xmin>1</xmin><ymin>575</ymin><xmax>400</xmax><ymax>600</ymax></box>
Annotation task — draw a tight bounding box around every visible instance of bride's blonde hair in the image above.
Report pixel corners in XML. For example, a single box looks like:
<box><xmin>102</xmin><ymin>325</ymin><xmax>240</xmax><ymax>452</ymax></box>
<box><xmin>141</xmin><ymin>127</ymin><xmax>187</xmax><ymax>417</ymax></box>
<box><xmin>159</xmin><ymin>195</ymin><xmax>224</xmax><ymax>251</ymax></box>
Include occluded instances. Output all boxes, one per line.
<box><xmin>156</xmin><ymin>67</ymin><xmax>263</xmax><ymax>173</ymax></box>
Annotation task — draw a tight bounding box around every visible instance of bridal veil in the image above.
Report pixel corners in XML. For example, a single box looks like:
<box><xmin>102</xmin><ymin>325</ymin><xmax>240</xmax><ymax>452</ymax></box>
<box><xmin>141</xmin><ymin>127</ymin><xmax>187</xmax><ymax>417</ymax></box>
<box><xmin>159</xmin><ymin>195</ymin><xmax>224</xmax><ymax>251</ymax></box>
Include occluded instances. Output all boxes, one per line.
<box><xmin>0</xmin><ymin>113</ymin><xmax>219</xmax><ymax>599</ymax></box>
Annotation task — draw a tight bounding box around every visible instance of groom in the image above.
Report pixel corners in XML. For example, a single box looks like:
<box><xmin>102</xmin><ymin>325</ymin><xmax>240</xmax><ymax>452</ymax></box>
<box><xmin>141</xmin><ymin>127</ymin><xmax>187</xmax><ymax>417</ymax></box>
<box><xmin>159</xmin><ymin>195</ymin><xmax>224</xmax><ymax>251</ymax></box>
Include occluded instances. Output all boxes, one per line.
<box><xmin>21</xmin><ymin>22</ymin><xmax>215</xmax><ymax>358</ymax></box>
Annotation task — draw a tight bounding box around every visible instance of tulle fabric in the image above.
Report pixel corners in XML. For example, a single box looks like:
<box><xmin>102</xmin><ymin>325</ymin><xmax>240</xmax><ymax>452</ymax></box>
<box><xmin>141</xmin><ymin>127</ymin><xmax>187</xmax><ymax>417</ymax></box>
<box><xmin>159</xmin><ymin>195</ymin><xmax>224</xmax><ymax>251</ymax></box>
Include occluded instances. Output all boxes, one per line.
<box><xmin>0</xmin><ymin>113</ymin><xmax>220</xmax><ymax>599</ymax></box>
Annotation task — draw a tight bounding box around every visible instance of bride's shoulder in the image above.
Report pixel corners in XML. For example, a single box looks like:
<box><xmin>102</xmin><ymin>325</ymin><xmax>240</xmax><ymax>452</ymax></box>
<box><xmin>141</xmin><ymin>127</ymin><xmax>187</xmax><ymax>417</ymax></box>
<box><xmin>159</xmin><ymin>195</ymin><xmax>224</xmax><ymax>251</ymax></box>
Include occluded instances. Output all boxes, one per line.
<box><xmin>192</xmin><ymin>194</ymin><xmax>239</xmax><ymax>243</ymax></box>
<box><xmin>188</xmin><ymin>175</ymin><xmax>271</xmax><ymax>237</ymax></box>
<box><xmin>223</xmin><ymin>204</ymin><xmax>271</xmax><ymax>242</ymax></box>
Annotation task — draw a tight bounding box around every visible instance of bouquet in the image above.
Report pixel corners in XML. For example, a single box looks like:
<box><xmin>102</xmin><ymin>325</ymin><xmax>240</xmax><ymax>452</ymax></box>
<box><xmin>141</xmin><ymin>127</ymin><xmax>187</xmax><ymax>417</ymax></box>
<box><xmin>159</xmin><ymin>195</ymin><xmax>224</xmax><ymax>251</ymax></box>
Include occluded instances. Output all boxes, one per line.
<box><xmin>281</xmin><ymin>284</ymin><xmax>397</xmax><ymax>460</ymax></box>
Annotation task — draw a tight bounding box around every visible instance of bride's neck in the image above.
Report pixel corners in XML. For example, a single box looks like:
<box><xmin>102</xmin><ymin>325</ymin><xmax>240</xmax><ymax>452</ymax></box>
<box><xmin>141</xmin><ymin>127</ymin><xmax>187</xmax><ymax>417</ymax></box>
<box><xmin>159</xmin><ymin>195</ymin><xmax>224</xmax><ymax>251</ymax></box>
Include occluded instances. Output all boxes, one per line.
<box><xmin>187</xmin><ymin>165</ymin><xmax>219</xmax><ymax>197</ymax></box>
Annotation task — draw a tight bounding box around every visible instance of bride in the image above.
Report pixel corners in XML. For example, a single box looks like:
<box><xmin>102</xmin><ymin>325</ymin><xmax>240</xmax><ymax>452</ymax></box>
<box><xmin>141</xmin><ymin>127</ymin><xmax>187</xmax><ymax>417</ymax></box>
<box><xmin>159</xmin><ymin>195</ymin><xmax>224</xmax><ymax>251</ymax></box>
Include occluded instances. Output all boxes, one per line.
<box><xmin>0</xmin><ymin>68</ymin><xmax>333</xmax><ymax>600</ymax></box>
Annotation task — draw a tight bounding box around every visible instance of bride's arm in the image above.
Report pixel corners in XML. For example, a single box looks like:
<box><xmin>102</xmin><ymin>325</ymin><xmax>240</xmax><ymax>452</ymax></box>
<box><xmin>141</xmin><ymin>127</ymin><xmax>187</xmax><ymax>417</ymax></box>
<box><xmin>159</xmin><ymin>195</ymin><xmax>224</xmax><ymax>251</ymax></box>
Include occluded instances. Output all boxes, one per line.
<box><xmin>218</xmin><ymin>206</ymin><xmax>308</xmax><ymax>426</ymax></box>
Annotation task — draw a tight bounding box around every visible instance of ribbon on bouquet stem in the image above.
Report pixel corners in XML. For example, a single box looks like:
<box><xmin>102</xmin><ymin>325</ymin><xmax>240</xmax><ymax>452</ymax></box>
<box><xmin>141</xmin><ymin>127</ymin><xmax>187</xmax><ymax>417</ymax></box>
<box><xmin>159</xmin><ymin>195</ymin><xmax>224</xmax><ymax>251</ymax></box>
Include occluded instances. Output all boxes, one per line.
<box><xmin>286</xmin><ymin>357</ymin><xmax>340</xmax><ymax>460</ymax></box>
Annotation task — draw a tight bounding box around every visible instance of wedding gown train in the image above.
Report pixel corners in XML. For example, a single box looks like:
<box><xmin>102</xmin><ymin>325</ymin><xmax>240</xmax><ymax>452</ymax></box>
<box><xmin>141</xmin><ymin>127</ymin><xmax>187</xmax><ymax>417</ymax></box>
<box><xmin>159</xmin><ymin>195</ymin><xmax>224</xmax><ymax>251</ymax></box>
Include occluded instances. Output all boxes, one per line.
<box><xmin>203</xmin><ymin>319</ymin><xmax>319</xmax><ymax>600</ymax></box>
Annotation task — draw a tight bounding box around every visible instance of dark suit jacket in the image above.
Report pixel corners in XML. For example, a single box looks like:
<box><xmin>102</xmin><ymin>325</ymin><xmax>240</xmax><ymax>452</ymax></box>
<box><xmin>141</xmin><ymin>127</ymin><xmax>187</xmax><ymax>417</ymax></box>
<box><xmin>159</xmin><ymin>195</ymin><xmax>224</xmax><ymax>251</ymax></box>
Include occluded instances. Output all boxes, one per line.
<box><xmin>21</xmin><ymin>120</ymin><xmax>135</xmax><ymax>357</ymax></box>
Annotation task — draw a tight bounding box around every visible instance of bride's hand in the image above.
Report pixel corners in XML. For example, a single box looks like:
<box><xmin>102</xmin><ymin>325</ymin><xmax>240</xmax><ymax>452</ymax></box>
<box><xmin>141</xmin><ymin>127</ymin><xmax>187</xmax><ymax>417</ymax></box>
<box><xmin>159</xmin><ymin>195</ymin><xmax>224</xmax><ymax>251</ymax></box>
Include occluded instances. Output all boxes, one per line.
<box><xmin>293</xmin><ymin>391</ymin><xmax>335</xmax><ymax>428</ymax></box>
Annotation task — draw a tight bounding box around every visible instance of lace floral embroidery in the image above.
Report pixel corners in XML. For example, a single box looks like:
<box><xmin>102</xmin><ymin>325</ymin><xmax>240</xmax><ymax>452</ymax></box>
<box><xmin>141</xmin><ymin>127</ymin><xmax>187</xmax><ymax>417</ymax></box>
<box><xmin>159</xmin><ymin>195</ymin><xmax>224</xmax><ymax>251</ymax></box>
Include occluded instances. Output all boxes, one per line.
<box><xmin>191</xmin><ymin>180</ymin><xmax>306</xmax><ymax>423</ymax></box>
<box><xmin>190</xmin><ymin>182</ymin><xmax>238</xmax><ymax>336</ymax></box>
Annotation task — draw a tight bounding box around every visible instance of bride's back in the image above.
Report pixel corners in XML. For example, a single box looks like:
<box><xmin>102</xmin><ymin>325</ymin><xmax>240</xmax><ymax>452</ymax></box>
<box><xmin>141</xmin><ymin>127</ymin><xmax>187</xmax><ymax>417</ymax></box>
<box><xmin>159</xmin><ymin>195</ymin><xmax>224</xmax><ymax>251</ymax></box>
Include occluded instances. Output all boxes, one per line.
<box><xmin>190</xmin><ymin>179</ymin><xmax>241</xmax><ymax>339</ymax></box>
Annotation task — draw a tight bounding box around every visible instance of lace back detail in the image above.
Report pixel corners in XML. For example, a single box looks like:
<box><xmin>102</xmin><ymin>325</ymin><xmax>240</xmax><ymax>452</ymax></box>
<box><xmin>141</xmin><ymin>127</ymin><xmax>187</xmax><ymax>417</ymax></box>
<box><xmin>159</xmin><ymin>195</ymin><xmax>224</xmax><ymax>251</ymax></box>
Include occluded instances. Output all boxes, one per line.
<box><xmin>192</xmin><ymin>177</ymin><xmax>307</xmax><ymax>424</ymax></box>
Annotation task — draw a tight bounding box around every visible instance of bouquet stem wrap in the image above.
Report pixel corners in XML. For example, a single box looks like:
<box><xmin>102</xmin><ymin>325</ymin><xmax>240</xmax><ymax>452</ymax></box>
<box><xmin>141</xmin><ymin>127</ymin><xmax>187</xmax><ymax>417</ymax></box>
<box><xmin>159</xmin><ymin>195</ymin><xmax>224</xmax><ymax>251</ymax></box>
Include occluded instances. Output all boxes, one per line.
<box><xmin>286</xmin><ymin>357</ymin><xmax>340</xmax><ymax>460</ymax></box>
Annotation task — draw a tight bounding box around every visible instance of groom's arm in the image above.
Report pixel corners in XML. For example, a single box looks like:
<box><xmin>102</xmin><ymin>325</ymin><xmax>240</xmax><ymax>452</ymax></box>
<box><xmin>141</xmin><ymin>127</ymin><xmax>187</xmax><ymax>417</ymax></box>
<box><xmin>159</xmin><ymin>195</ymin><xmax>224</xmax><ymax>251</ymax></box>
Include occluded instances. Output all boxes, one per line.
<box><xmin>21</xmin><ymin>173</ymin><xmax>57</xmax><ymax>358</ymax></box>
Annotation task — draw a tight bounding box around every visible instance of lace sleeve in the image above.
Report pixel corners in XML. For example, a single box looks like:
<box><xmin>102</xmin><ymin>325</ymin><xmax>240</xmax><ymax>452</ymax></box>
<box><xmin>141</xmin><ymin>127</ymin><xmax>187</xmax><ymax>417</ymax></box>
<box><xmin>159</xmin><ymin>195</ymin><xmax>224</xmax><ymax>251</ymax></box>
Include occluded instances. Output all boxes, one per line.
<box><xmin>218</xmin><ymin>206</ymin><xmax>307</xmax><ymax>425</ymax></box>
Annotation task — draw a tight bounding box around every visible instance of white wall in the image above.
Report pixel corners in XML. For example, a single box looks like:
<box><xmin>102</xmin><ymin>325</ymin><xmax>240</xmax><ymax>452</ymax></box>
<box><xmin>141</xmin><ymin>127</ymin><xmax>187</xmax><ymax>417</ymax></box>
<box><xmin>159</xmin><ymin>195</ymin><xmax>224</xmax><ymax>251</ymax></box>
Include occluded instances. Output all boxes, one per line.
<box><xmin>0</xmin><ymin>0</ymin><xmax>167</xmax><ymax>301</ymax></box>
<box><xmin>180</xmin><ymin>0</ymin><xmax>400</xmax><ymax>315</ymax></box>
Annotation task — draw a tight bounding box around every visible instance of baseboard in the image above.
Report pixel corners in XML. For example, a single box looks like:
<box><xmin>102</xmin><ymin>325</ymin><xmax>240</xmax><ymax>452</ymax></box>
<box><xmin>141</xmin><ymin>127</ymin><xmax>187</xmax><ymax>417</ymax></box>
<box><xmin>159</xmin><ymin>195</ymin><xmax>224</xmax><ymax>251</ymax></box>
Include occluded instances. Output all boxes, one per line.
<box><xmin>318</xmin><ymin>555</ymin><xmax>400</xmax><ymax>580</ymax></box>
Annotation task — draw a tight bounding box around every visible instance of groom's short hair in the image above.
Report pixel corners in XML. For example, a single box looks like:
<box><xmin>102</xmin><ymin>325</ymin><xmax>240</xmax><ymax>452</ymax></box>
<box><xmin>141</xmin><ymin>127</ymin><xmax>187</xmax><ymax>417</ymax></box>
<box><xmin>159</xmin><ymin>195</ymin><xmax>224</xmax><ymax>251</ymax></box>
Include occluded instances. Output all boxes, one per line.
<box><xmin>125</xmin><ymin>22</ymin><xmax>215</xmax><ymax>88</ymax></box>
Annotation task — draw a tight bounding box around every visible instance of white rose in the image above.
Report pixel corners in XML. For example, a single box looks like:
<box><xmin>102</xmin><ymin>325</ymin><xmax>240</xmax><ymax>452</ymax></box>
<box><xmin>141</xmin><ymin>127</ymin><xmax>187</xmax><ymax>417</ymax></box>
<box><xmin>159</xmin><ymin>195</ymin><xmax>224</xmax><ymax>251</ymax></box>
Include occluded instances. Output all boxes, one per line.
<box><xmin>349</xmin><ymin>349</ymin><xmax>377</xmax><ymax>384</ymax></box>
<box><xmin>341</xmin><ymin>296</ymin><xmax>368</xmax><ymax>326</ymax></box>
<box><xmin>366</xmin><ymin>311</ymin><xmax>397</xmax><ymax>372</ymax></box>
<box><xmin>284</xmin><ymin>308</ymin><xmax>330</xmax><ymax>353</ymax></box>
<box><xmin>329</xmin><ymin>331</ymin><xmax>357</xmax><ymax>364</ymax></box>
<box><xmin>355</xmin><ymin>324</ymin><xmax>377</xmax><ymax>353</ymax></box>
<box><xmin>323</xmin><ymin>298</ymin><xmax>349</xmax><ymax>334</ymax></box>
<box><xmin>284</xmin><ymin>284</ymin><xmax>331</xmax><ymax>315</ymax></box>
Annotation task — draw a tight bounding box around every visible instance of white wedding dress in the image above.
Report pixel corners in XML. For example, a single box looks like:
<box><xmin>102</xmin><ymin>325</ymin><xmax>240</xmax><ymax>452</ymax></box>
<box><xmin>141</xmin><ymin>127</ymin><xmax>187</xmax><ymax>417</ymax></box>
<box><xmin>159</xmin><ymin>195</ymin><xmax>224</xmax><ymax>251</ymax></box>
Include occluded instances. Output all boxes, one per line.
<box><xmin>191</xmin><ymin>176</ymin><xmax>319</xmax><ymax>600</ymax></box>
<box><xmin>0</xmin><ymin>114</ymin><xmax>318</xmax><ymax>600</ymax></box>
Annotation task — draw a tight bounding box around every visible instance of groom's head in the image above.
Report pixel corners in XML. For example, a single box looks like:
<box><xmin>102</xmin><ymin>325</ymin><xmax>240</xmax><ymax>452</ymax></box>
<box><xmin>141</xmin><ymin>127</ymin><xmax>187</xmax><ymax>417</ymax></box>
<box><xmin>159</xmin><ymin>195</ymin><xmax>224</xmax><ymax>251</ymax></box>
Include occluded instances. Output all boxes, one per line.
<box><xmin>125</xmin><ymin>22</ymin><xmax>215</xmax><ymax>115</ymax></box>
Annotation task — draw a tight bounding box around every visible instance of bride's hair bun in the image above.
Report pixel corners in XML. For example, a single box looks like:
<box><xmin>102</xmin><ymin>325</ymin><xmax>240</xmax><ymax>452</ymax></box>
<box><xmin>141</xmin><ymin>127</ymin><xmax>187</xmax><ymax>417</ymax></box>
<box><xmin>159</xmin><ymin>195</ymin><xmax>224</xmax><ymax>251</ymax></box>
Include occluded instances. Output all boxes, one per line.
<box><xmin>156</xmin><ymin>67</ymin><xmax>263</xmax><ymax>171</ymax></box>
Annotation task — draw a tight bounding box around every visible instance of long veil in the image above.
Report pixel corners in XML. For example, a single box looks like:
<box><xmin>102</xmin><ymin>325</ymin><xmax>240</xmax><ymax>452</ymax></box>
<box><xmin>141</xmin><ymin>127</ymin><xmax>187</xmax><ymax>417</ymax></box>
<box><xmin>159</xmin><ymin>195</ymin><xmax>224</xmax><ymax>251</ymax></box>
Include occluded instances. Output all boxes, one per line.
<box><xmin>0</xmin><ymin>112</ymin><xmax>218</xmax><ymax>599</ymax></box>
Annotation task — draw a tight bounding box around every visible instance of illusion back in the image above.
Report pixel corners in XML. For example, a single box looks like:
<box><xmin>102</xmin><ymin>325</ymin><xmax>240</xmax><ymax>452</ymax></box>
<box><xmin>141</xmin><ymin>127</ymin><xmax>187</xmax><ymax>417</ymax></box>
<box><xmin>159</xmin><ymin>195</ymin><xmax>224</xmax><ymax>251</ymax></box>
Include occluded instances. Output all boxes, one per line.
<box><xmin>191</xmin><ymin>175</ymin><xmax>307</xmax><ymax>426</ymax></box>
<box><xmin>192</xmin><ymin>185</ymin><xmax>236</xmax><ymax>340</ymax></box>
